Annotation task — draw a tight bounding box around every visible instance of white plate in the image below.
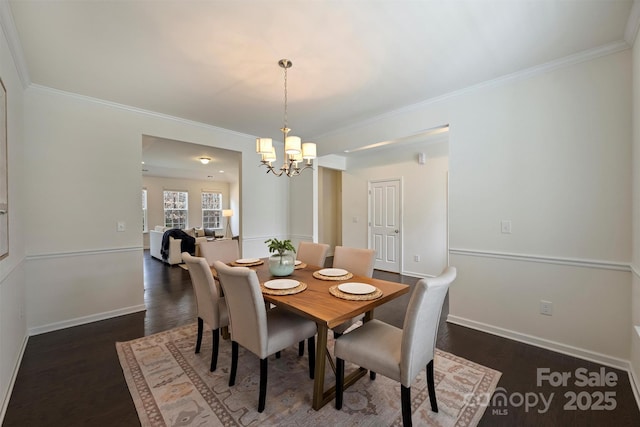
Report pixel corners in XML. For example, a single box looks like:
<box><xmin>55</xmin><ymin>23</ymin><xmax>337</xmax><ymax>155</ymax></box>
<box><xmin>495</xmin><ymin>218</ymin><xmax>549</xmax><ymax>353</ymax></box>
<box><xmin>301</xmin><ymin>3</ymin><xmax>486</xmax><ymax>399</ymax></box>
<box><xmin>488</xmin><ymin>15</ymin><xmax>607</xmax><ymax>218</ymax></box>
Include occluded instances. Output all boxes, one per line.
<box><xmin>236</xmin><ymin>258</ymin><xmax>260</xmax><ymax>264</ymax></box>
<box><xmin>338</xmin><ymin>283</ymin><xmax>377</xmax><ymax>295</ymax></box>
<box><xmin>317</xmin><ymin>268</ymin><xmax>349</xmax><ymax>277</ymax></box>
<box><xmin>264</xmin><ymin>279</ymin><xmax>300</xmax><ymax>290</ymax></box>
<box><xmin>295</xmin><ymin>260</ymin><xmax>303</xmax><ymax>265</ymax></box>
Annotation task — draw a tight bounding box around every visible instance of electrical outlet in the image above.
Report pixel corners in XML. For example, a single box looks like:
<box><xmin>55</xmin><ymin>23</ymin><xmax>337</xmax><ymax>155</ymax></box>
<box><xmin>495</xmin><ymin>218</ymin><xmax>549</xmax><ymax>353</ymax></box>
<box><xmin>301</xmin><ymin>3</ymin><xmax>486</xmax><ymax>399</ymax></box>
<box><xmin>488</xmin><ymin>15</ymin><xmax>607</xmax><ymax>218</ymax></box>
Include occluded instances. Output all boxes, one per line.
<box><xmin>501</xmin><ymin>220</ymin><xmax>512</xmax><ymax>234</ymax></box>
<box><xmin>117</xmin><ymin>221</ymin><xmax>126</xmax><ymax>232</ymax></box>
<box><xmin>414</xmin><ymin>255</ymin><xmax>420</xmax><ymax>262</ymax></box>
<box><xmin>540</xmin><ymin>300</ymin><xmax>553</xmax><ymax>316</ymax></box>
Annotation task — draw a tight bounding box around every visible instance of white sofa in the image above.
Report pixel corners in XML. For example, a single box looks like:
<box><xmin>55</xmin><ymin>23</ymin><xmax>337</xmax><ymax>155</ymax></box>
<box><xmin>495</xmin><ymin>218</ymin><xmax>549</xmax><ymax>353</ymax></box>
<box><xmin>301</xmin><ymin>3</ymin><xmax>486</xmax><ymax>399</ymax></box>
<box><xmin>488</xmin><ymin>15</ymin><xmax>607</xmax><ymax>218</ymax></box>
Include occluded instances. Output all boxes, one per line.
<box><xmin>149</xmin><ymin>226</ymin><xmax>207</xmax><ymax>265</ymax></box>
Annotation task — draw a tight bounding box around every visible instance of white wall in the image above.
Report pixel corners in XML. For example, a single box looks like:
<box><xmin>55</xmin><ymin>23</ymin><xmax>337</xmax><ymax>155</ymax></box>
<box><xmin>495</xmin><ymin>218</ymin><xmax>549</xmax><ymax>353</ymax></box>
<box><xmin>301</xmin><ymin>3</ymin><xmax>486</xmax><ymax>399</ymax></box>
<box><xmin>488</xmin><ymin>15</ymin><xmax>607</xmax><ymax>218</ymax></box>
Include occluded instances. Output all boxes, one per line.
<box><xmin>318</xmin><ymin>49</ymin><xmax>632</xmax><ymax>365</ymax></box>
<box><xmin>341</xmin><ymin>139</ymin><xmax>449</xmax><ymax>277</ymax></box>
<box><xmin>142</xmin><ymin>175</ymin><xmax>231</xmax><ymax>248</ymax></box>
<box><xmin>22</xmin><ymin>84</ymin><xmax>288</xmax><ymax>332</ymax></box>
<box><xmin>448</xmin><ymin>51</ymin><xmax>631</xmax><ymax>363</ymax></box>
<box><xmin>0</xmin><ymin>4</ymin><xmax>27</xmax><ymax>419</ymax></box>
<box><xmin>288</xmin><ymin>167</ymin><xmax>313</xmax><ymax>248</ymax></box>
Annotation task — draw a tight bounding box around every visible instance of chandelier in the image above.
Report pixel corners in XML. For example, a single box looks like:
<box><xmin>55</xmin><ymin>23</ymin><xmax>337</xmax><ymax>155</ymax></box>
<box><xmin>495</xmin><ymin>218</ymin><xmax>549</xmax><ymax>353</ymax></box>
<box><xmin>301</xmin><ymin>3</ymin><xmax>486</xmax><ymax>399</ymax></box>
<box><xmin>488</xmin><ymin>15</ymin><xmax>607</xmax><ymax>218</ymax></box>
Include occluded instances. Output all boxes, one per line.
<box><xmin>256</xmin><ymin>59</ymin><xmax>316</xmax><ymax>177</ymax></box>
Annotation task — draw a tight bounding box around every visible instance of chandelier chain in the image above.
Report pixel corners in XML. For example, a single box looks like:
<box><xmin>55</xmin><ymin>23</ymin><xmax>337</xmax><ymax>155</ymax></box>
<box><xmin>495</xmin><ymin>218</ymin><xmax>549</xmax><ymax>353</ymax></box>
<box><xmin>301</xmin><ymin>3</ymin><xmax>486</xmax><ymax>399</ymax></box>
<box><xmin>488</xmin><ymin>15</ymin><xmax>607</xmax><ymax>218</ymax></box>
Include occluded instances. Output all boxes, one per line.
<box><xmin>283</xmin><ymin>65</ymin><xmax>288</xmax><ymax>133</ymax></box>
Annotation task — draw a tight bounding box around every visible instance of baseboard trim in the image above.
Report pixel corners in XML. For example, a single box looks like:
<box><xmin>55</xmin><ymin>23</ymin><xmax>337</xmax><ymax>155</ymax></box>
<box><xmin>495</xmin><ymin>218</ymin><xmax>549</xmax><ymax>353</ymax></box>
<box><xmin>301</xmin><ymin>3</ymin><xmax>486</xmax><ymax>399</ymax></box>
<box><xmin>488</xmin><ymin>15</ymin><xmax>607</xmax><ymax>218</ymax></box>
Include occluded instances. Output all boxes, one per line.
<box><xmin>447</xmin><ymin>314</ymin><xmax>630</xmax><ymax>370</ymax></box>
<box><xmin>0</xmin><ymin>334</ymin><xmax>28</xmax><ymax>424</ymax></box>
<box><xmin>28</xmin><ymin>304</ymin><xmax>146</xmax><ymax>336</ymax></box>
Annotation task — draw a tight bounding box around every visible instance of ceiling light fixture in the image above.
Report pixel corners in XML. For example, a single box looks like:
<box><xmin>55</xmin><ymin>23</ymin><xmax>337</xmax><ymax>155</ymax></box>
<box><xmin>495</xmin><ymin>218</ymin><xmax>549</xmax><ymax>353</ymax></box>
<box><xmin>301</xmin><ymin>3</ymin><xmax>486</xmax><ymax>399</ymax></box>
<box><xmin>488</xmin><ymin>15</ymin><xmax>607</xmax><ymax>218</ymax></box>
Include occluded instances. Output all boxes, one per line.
<box><xmin>256</xmin><ymin>59</ymin><xmax>316</xmax><ymax>177</ymax></box>
<box><xmin>199</xmin><ymin>157</ymin><xmax>211</xmax><ymax>164</ymax></box>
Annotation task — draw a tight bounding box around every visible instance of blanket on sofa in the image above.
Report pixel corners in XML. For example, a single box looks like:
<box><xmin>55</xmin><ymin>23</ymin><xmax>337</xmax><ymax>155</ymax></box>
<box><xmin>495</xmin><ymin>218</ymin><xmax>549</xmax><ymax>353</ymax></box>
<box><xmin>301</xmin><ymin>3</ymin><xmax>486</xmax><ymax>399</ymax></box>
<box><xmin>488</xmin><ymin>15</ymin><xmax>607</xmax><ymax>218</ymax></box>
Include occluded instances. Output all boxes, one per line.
<box><xmin>161</xmin><ymin>229</ymin><xmax>196</xmax><ymax>261</ymax></box>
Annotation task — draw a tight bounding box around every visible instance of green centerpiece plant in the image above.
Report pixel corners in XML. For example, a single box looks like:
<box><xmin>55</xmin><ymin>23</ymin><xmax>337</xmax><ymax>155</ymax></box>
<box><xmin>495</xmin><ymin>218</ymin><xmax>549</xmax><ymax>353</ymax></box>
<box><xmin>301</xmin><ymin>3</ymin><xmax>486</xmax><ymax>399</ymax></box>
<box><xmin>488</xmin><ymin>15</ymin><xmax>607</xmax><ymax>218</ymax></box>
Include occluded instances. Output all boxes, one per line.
<box><xmin>265</xmin><ymin>238</ymin><xmax>296</xmax><ymax>276</ymax></box>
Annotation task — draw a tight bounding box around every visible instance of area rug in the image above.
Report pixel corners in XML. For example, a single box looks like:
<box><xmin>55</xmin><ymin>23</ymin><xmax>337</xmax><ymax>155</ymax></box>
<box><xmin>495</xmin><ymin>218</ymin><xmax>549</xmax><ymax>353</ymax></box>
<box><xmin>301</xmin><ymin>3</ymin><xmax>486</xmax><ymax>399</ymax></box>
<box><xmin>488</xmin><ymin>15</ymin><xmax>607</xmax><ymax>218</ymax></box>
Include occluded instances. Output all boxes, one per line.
<box><xmin>116</xmin><ymin>323</ymin><xmax>501</xmax><ymax>427</ymax></box>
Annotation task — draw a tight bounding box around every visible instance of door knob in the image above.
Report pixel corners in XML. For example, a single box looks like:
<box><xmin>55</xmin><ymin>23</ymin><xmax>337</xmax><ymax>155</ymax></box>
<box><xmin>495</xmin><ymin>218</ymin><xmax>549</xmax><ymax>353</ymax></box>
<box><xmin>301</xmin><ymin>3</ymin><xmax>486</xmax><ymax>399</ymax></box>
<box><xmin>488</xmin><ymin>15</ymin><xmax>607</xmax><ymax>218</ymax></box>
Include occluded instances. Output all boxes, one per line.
<box><xmin>394</xmin><ymin>229</ymin><xmax>399</xmax><ymax>233</ymax></box>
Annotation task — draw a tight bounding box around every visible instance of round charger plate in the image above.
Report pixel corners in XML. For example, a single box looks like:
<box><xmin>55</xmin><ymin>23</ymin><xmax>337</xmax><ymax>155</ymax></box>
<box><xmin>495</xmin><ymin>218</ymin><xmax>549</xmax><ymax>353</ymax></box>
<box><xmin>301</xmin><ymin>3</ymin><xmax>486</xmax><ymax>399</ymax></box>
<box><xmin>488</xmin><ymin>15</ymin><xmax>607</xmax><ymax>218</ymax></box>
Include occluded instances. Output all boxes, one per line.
<box><xmin>264</xmin><ymin>279</ymin><xmax>300</xmax><ymax>290</ymax></box>
<box><xmin>317</xmin><ymin>268</ymin><xmax>349</xmax><ymax>277</ymax></box>
<box><xmin>261</xmin><ymin>282</ymin><xmax>307</xmax><ymax>296</ymax></box>
<box><xmin>338</xmin><ymin>282</ymin><xmax>376</xmax><ymax>295</ymax></box>
<box><xmin>329</xmin><ymin>284</ymin><xmax>382</xmax><ymax>301</ymax></box>
<box><xmin>236</xmin><ymin>258</ymin><xmax>260</xmax><ymax>264</ymax></box>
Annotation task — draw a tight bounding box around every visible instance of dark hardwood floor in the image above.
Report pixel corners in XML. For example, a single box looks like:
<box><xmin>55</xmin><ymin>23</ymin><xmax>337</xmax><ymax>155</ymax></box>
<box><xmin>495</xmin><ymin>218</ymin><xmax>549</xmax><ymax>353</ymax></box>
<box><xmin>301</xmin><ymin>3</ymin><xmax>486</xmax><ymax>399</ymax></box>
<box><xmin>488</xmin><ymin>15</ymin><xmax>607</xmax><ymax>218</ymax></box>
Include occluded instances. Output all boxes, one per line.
<box><xmin>3</xmin><ymin>251</ymin><xmax>639</xmax><ymax>426</ymax></box>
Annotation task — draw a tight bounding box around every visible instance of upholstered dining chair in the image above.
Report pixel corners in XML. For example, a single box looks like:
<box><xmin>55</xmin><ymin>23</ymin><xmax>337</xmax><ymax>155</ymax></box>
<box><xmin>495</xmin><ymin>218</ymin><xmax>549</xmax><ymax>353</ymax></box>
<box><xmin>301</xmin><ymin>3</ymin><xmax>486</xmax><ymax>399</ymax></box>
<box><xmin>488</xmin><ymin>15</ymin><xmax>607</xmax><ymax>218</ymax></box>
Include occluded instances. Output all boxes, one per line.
<box><xmin>181</xmin><ymin>252</ymin><xmax>229</xmax><ymax>372</ymax></box>
<box><xmin>213</xmin><ymin>261</ymin><xmax>318</xmax><ymax>413</ymax></box>
<box><xmin>331</xmin><ymin>246</ymin><xmax>376</xmax><ymax>336</ymax></box>
<box><xmin>334</xmin><ymin>267</ymin><xmax>457</xmax><ymax>427</ymax></box>
<box><xmin>296</xmin><ymin>241</ymin><xmax>330</xmax><ymax>267</ymax></box>
<box><xmin>198</xmin><ymin>239</ymin><xmax>240</xmax><ymax>266</ymax></box>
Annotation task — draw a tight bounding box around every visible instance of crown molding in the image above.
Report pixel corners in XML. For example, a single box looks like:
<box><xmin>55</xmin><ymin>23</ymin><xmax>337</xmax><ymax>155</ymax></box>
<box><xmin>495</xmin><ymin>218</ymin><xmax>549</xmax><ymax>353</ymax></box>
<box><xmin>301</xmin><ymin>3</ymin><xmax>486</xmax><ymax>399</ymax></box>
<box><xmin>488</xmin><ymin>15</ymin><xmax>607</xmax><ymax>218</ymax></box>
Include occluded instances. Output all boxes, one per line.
<box><xmin>29</xmin><ymin>84</ymin><xmax>256</xmax><ymax>140</ymax></box>
<box><xmin>0</xmin><ymin>0</ymin><xmax>31</xmax><ymax>88</ymax></box>
<box><xmin>316</xmin><ymin>39</ymin><xmax>630</xmax><ymax>142</ymax></box>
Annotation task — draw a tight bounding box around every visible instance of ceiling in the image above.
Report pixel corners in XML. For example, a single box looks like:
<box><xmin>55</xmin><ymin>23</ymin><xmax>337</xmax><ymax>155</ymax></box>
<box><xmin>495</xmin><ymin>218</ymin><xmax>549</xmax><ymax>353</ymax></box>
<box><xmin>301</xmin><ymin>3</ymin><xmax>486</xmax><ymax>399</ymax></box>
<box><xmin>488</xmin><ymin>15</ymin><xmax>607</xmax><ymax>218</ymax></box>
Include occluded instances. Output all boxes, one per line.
<box><xmin>5</xmin><ymin>0</ymin><xmax>639</xmax><ymax>180</ymax></box>
<box><xmin>141</xmin><ymin>135</ymin><xmax>241</xmax><ymax>183</ymax></box>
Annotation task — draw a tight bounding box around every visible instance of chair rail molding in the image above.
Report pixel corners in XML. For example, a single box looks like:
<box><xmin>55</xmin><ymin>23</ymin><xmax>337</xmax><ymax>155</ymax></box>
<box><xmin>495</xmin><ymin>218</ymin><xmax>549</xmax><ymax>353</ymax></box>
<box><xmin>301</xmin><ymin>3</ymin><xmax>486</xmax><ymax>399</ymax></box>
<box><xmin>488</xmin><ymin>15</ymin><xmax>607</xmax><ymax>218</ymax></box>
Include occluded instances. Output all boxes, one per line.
<box><xmin>26</xmin><ymin>246</ymin><xmax>143</xmax><ymax>261</ymax></box>
<box><xmin>449</xmin><ymin>248</ymin><xmax>631</xmax><ymax>272</ymax></box>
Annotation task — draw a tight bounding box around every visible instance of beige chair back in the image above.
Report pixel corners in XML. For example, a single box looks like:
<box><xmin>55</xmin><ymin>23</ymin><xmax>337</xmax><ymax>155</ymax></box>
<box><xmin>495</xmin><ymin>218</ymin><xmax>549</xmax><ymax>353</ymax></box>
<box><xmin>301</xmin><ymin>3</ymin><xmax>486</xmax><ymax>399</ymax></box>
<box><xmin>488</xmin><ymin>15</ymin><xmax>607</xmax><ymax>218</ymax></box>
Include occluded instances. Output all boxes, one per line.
<box><xmin>296</xmin><ymin>241</ymin><xmax>330</xmax><ymax>267</ymax></box>
<box><xmin>199</xmin><ymin>239</ymin><xmax>240</xmax><ymax>266</ymax></box>
<box><xmin>400</xmin><ymin>267</ymin><xmax>456</xmax><ymax>386</ymax></box>
<box><xmin>332</xmin><ymin>246</ymin><xmax>376</xmax><ymax>278</ymax></box>
<box><xmin>214</xmin><ymin>261</ymin><xmax>269</xmax><ymax>358</ymax></box>
<box><xmin>182</xmin><ymin>253</ymin><xmax>226</xmax><ymax>330</ymax></box>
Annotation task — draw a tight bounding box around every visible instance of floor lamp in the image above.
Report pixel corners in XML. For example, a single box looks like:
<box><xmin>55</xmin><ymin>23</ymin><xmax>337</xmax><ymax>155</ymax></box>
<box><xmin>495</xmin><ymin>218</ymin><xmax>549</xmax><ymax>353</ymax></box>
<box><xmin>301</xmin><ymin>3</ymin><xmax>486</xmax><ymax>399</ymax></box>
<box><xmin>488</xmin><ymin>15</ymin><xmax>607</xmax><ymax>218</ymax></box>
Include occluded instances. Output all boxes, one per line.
<box><xmin>223</xmin><ymin>209</ymin><xmax>233</xmax><ymax>239</ymax></box>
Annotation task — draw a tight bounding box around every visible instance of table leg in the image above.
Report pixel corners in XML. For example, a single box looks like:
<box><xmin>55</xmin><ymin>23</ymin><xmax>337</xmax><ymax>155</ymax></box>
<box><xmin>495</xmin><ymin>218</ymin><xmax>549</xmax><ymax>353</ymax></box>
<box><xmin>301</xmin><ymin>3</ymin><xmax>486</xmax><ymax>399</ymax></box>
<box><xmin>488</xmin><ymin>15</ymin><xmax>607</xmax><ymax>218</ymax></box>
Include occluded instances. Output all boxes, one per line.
<box><xmin>311</xmin><ymin>321</ymin><xmax>369</xmax><ymax>410</ymax></box>
<box><xmin>312</xmin><ymin>323</ymin><xmax>328</xmax><ymax>410</ymax></box>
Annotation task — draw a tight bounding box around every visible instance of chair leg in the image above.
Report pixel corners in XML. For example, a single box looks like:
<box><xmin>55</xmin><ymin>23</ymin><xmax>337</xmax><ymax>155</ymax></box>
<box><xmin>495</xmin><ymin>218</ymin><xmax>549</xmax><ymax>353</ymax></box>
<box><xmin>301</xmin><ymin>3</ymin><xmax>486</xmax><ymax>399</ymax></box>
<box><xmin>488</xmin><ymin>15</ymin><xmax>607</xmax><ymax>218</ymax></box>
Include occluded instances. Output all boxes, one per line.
<box><xmin>298</xmin><ymin>340</ymin><xmax>304</xmax><ymax>356</ymax></box>
<box><xmin>401</xmin><ymin>385</ymin><xmax>412</xmax><ymax>427</ymax></box>
<box><xmin>210</xmin><ymin>328</ymin><xmax>220</xmax><ymax>372</ymax></box>
<box><xmin>370</xmin><ymin>371</ymin><xmax>376</xmax><ymax>380</ymax></box>
<box><xmin>195</xmin><ymin>317</ymin><xmax>204</xmax><ymax>353</ymax></box>
<box><xmin>258</xmin><ymin>358</ymin><xmax>268</xmax><ymax>413</ymax></box>
<box><xmin>276</xmin><ymin>351</ymin><xmax>281</xmax><ymax>359</ymax></box>
<box><xmin>426</xmin><ymin>359</ymin><xmax>438</xmax><ymax>412</ymax></box>
<box><xmin>335</xmin><ymin>357</ymin><xmax>344</xmax><ymax>409</ymax></box>
<box><xmin>229</xmin><ymin>341</ymin><xmax>238</xmax><ymax>387</ymax></box>
<box><xmin>307</xmin><ymin>336</ymin><xmax>315</xmax><ymax>379</ymax></box>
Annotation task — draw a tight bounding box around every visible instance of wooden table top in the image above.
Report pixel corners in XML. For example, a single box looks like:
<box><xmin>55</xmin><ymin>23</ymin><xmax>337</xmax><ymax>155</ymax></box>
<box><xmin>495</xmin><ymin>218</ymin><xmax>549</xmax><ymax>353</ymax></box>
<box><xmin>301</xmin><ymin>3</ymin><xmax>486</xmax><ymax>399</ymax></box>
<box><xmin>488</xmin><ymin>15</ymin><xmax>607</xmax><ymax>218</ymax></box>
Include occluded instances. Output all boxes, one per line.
<box><xmin>253</xmin><ymin>262</ymin><xmax>410</xmax><ymax>329</ymax></box>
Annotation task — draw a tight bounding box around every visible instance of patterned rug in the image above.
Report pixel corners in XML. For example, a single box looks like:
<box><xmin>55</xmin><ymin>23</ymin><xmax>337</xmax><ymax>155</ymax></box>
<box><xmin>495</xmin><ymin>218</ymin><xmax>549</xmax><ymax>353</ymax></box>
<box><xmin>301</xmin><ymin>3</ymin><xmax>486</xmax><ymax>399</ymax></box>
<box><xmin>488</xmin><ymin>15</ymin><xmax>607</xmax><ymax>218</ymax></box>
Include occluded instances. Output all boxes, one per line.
<box><xmin>116</xmin><ymin>323</ymin><xmax>501</xmax><ymax>426</ymax></box>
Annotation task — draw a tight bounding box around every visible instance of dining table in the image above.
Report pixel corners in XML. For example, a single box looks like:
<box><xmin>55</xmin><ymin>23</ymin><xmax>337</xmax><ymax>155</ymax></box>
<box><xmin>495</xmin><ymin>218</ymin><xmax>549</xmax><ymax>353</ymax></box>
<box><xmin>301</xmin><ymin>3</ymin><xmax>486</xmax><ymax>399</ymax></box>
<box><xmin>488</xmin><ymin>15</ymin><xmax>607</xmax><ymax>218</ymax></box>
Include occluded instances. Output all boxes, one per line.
<box><xmin>225</xmin><ymin>258</ymin><xmax>411</xmax><ymax>411</ymax></box>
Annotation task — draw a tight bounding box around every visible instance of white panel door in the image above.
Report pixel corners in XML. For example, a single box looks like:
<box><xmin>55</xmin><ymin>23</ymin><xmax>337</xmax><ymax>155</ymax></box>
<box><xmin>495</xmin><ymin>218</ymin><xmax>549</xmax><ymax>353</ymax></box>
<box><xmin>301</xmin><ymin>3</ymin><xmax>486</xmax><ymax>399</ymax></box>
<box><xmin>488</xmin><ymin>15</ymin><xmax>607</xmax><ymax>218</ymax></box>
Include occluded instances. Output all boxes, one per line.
<box><xmin>369</xmin><ymin>179</ymin><xmax>401</xmax><ymax>272</ymax></box>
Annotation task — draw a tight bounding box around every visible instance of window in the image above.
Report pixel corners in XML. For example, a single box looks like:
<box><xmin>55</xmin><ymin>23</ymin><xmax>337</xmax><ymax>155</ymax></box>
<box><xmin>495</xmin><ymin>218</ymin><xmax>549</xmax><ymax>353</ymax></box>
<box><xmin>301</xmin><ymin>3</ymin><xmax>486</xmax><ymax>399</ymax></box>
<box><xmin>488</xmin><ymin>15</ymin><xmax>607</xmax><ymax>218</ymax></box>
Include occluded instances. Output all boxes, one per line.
<box><xmin>164</xmin><ymin>190</ymin><xmax>188</xmax><ymax>229</ymax></box>
<box><xmin>142</xmin><ymin>189</ymin><xmax>148</xmax><ymax>232</ymax></box>
<box><xmin>202</xmin><ymin>192</ymin><xmax>223</xmax><ymax>229</ymax></box>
